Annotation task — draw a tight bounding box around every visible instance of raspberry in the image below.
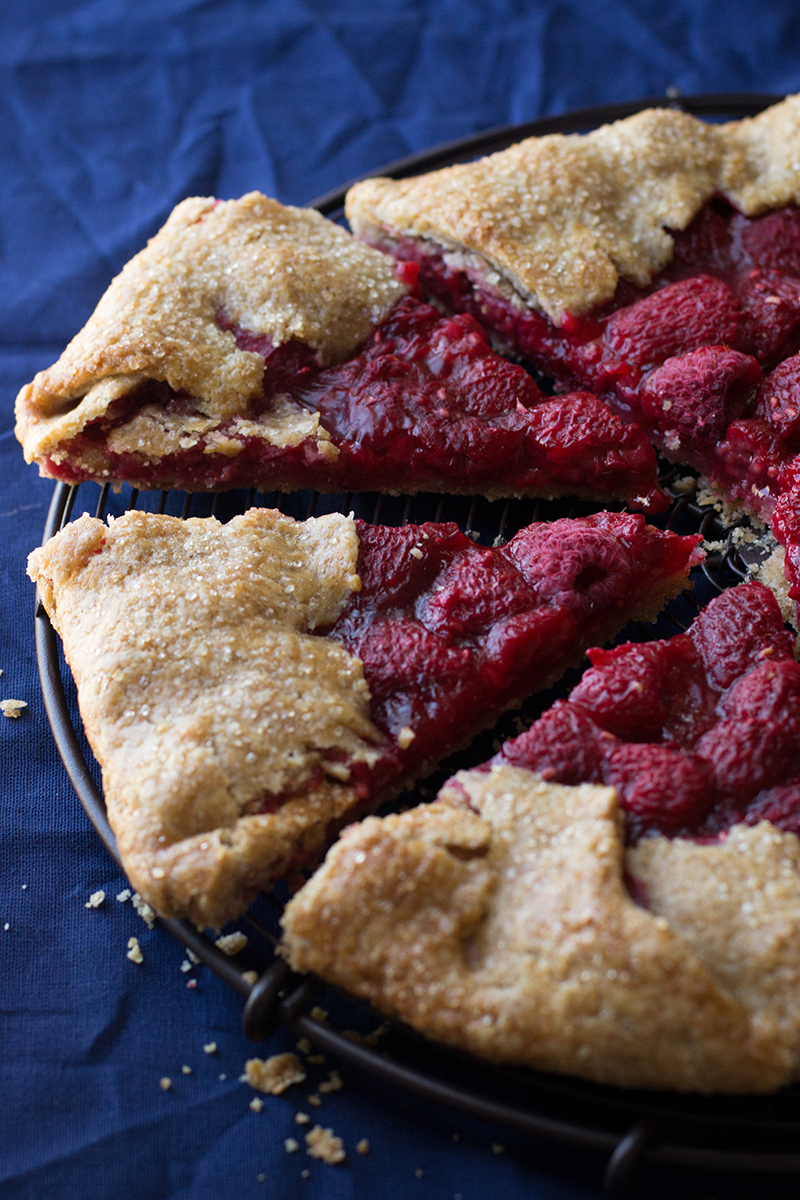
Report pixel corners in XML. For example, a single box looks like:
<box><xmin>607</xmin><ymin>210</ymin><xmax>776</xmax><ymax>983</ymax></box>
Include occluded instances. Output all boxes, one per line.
<box><xmin>743</xmin><ymin>782</ymin><xmax>800</xmax><ymax>836</ymax></box>
<box><xmin>419</xmin><ymin>550</ymin><xmax>539</xmax><ymax>637</ymax></box>
<box><xmin>689</xmin><ymin>582</ymin><xmax>795</xmax><ymax>691</ymax></box>
<box><xmin>735</xmin><ymin>270</ymin><xmax>800</xmax><ymax>362</ymax></box>
<box><xmin>604</xmin><ymin>276</ymin><xmax>739</xmax><ymax>370</ymax></box>
<box><xmin>353</xmin><ymin>521</ymin><xmax>463</xmax><ymax>610</ymax></box>
<box><xmin>718</xmin><ymin>658</ymin><xmax>800</xmax><ymax>731</ymax></box>
<box><xmin>637</xmin><ymin>346</ymin><xmax>760</xmax><ymax>449</ymax></box>
<box><xmin>354</xmin><ymin>617</ymin><xmax>472</xmax><ymax>701</ymax></box>
<box><xmin>756</xmin><ymin>353</ymin><xmax>800</xmax><ymax>443</ymax></box>
<box><xmin>696</xmin><ymin>716</ymin><xmax>800</xmax><ymax>804</ymax></box>
<box><xmin>495</xmin><ymin>700</ymin><xmax>611</xmax><ymax>785</ymax></box>
<box><xmin>603</xmin><ymin>742</ymin><xmax>714</xmax><ymax>834</ymax></box>
<box><xmin>736</xmin><ymin>207</ymin><xmax>800</xmax><ymax>276</ymax></box>
<box><xmin>570</xmin><ymin>641</ymin><xmax>675</xmax><ymax>742</ymax></box>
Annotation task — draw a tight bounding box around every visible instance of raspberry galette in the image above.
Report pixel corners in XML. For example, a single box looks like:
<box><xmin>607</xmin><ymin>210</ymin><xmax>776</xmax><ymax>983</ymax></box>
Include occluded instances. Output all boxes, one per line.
<box><xmin>346</xmin><ymin>94</ymin><xmax>800</xmax><ymax>521</ymax></box>
<box><xmin>282</xmin><ymin>581</ymin><xmax>800</xmax><ymax>1093</ymax></box>
<box><xmin>14</xmin><ymin>193</ymin><xmax>662</xmax><ymax>510</ymax></box>
<box><xmin>28</xmin><ymin>506</ymin><xmax>699</xmax><ymax>928</ymax></box>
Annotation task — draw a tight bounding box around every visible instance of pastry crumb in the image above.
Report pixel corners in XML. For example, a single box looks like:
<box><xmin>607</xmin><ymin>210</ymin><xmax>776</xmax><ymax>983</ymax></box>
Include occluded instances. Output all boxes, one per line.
<box><xmin>1</xmin><ymin>699</ymin><xmax>27</xmax><ymax>718</ymax></box>
<box><xmin>203</xmin><ymin>1042</ymin><xmax>217</xmax><ymax>1054</ymax></box>
<box><xmin>215</xmin><ymin>931</ymin><xmax>247</xmax><ymax>955</ymax></box>
<box><xmin>296</xmin><ymin>1037</ymin><xmax>312</xmax><ymax>1055</ymax></box>
<box><xmin>364</xmin><ymin>1024</ymin><xmax>387</xmax><ymax>1045</ymax></box>
<box><xmin>284</xmin><ymin>1137</ymin><xmax>299</xmax><ymax>1153</ymax></box>
<box><xmin>295</xmin><ymin>1111</ymin><xmax>311</xmax><ymax>1125</ymax></box>
<box><xmin>318</xmin><ymin>1070</ymin><xmax>343</xmax><ymax>1094</ymax></box>
<box><xmin>126</xmin><ymin>936</ymin><xmax>143</xmax><ymax>964</ymax></box>
<box><xmin>397</xmin><ymin>725</ymin><xmax>415</xmax><ymax>748</ymax></box>
<box><xmin>415</xmin><ymin>1167</ymin><xmax>424</xmax><ymax>1178</ymax></box>
<box><xmin>305</xmin><ymin>1125</ymin><xmax>346</xmax><ymax>1164</ymax></box>
<box><xmin>242</xmin><ymin>970</ymin><xmax>259</xmax><ymax>986</ymax></box>
<box><xmin>160</xmin><ymin>1077</ymin><xmax>172</xmax><ymax>1091</ymax></box>
<box><xmin>244</xmin><ymin>1052</ymin><xmax>306</xmax><ymax>1095</ymax></box>
<box><xmin>85</xmin><ymin>890</ymin><xmax>105</xmax><ymax>908</ymax></box>
<box><xmin>301</xmin><ymin>1170</ymin><xmax>310</xmax><ymax>1179</ymax></box>
<box><xmin>249</xmin><ymin>1097</ymin><xmax>264</xmax><ymax>1112</ymax></box>
<box><xmin>310</xmin><ymin>1006</ymin><xmax>328</xmax><ymax>1023</ymax></box>
<box><xmin>181</xmin><ymin>1065</ymin><xmax>192</xmax><ymax>1075</ymax></box>
<box><xmin>116</xmin><ymin>888</ymin><xmax>131</xmax><ymax>902</ymax></box>
<box><xmin>131</xmin><ymin>892</ymin><xmax>156</xmax><ymax>928</ymax></box>
<box><xmin>180</xmin><ymin>959</ymin><xmax>193</xmax><ymax>973</ymax></box>
<box><xmin>307</xmin><ymin>1054</ymin><xmax>325</xmax><ymax>1065</ymax></box>
<box><xmin>308</xmin><ymin>1093</ymin><xmax>322</xmax><ymax>1106</ymax></box>
<box><xmin>356</xmin><ymin>1138</ymin><xmax>370</xmax><ymax>1155</ymax></box>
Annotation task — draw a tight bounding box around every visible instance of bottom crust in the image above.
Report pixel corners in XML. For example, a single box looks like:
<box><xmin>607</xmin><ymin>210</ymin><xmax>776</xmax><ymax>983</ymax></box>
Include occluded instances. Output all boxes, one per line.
<box><xmin>282</xmin><ymin>764</ymin><xmax>800</xmax><ymax>1093</ymax></box>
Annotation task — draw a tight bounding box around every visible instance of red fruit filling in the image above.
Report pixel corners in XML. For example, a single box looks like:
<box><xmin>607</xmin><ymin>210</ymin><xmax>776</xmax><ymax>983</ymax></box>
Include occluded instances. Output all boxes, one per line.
<box><xmin>492</xmin><ymin>581</ymin><xmax>800</xmax><ymax>843</ymax></box>
<box><xmin>364</xmin><ymin>202</ymin><xmax>800</xmax><ymax>518</ymax></box>
<box><xmin>283</xmin><ymin>513</ymin><xmax>701</xmax><ymax>812</ymax></box>
<box><xmin>45</xmin><ymin>293</ymin><xmax>663</xmax><ymax>510</ymax></box>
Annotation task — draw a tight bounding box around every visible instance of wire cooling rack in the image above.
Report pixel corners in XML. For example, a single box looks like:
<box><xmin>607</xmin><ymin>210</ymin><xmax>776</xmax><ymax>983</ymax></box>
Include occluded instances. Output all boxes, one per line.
<box><xmin>33</xmin><ymin>95</ymin><xmax>800</xmax><ymax>1195</ymax></box>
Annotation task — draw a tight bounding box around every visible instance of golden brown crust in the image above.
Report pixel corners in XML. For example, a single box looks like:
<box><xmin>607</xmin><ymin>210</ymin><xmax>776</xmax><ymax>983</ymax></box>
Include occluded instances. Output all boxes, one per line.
<box><xmin>282</xmin><ymin>765</ymin><xmax>795</xmax><ymax>1092</ymax></box>
<box><xmin>16</xmin><ymin>193</ymin><xmax>406</xmax><ymax>467</ymax></box>
<box><xmin>28</xmin><ymin>508</ymin><xmax>383</xmax><ymax>928</ymax></box>
<box><xmin>345</xmin><ymin>93</ymin><xmax>800</xmax><ymax>324</ymax></box>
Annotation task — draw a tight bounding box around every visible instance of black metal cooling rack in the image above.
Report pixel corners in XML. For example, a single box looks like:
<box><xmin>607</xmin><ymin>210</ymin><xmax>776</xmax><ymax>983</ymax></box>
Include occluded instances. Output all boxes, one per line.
<box><xmin>33</xmin><ymin>94</ymin><xmax>800</xmax><ymax>1196</ymax></box>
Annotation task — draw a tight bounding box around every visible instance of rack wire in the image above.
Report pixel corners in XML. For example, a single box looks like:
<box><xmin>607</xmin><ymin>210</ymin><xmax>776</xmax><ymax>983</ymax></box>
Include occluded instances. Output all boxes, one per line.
<box><xmin>33</xmin><ymin>94</ymin><xmax>800</xmax><ymax>1195</ymax></box>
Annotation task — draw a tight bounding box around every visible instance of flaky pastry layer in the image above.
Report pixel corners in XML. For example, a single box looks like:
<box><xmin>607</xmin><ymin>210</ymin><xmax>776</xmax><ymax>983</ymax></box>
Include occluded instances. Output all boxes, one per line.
<box><xmin>282</xmin><ymin>763</ymin><xmax>800</xmax><ymax>1092</ymax></box>
<box><xmin>346</xmin><ymin>93</ymin><xmax>800</xmax><ymax>323</ymax></box>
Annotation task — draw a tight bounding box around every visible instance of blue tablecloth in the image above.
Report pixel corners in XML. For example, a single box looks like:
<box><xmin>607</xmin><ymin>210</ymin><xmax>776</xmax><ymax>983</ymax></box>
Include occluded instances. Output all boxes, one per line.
<box><xmin>4</xmin><ymin>4</ymin><xmax>800</xmax><ymax>1197</ymax></box>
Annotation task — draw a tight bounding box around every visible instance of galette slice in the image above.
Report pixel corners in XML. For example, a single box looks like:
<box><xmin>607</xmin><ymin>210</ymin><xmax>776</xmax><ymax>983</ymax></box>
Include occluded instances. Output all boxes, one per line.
<box><xmin>281</xmin><ymin>766</ymin><xmax>800</xmax><ymax>1093</ymax></box>
<box><xmin>282</xmin><ymin>581</ymin><xmax>800</xmax><ymax>1093</ymax></box>
<box><xmin>28</xmin><ymin>507</ymin><xmax>700</xmax><ymax>928</ymax></box>
<box><xmin>14</xmin><ymin>193</ymin><xmax>662</xmax><ymax>510</ymax></box>
<box><xmin>346</xmin><ymin>94</ymin><xmax>800</xmax><ymax>520</ymax></box>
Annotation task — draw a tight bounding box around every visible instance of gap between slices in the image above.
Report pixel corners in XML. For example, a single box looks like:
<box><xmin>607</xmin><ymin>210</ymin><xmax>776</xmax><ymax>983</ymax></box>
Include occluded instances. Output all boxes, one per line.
<box><xmin>281</xmin><ymin>581</ymin><xmax>800</xmax><ymax>1093</ymax></box>
<box><xmin>14</xmin><ymin>193</ymin><xmax>663</xmax><ymax>511</ymax></box>
<box><xmin>28</xmin><ymin>507</ymin><xmax>700</xmax><ymax>928</ymax></box>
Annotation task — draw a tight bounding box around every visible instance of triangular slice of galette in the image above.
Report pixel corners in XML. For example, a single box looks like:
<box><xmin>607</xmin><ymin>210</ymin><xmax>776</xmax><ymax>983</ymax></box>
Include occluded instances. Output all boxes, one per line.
<box><xmin>282</xmin><ymin>582</ymin><xmax>800</xmax><ymax>1093</ymax></box>
<box><xmin>29</xmin><ymin>506</ymin><xmax>700</xmax><ymax>927</ymax></box>
<box><xmin>15</xmin><ymin>193</ymin><xmax>663</xmax><ymax>510</ymax></box>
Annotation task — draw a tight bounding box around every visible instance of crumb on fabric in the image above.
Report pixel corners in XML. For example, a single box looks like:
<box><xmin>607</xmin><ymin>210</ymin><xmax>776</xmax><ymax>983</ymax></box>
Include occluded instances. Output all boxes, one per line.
<box><xmin>116</xmin><ymin>888</ymin><xmax>131</xmax><ymax>902</ymax></box>
<box><xmin>310</xmin><ymin>1006</ymin><xmax>328</xmax><ymax>1023</ymax></box>
<box><xmin>296</xmin><ymin>1038</ymin><xmax>312</xmax><ymax>1055</ymax></box>
<box><xmin>284</xmin><ymin>1138</ymin><xmax>299</xmax><ymax>1153</ymax></box>
<box><xmin>249</xmin><ymin>1098</ymin><xmax>264</xmax><ymax>1113</ymax></box>
<box><xmin>131</xmin><ymin>892</ymin><xmax>156</xmax><ymax>928</ymax></box>
<box><xmin>308</xmin><ymin>1093</ymin><xmax>322</xmax><ymax>1106</ymax></box>
<box><xmin>295</xmin><ymin>1112</ymin><xmax>310</xmax><ymax>1125</ymax></box>
<box><xmin>243</xmin><ymin>1053</ymin><xmax>306</xmax><ymax>1095</ymax></box>
<box><xmin>85</xmin><ymin>890</ymin><xmax>105</xmax><ymax>908</ymax></box>
<box><xmin>160</xmin><ymin>1077</ymin><xmax>171</xmax><ymax>1091</ymax></box>
<box><xmin>415</xmin><ymin>1168</ymin><xmax>424</xmax><ymax>1178</ymax></box>
<box><xmin>319</xmin><ymin>1070</ymin><xmax>343</xmax><ymax>1094</ymax></box>
<box><xmin>181</xmin><ymin>1065</ymin><xmax>192</xmax><ymax>1075</ymax></box>
<box><xmin>1</xmin><ymin>699</ymin><xmax>27</xmax><ymax>718</ymax></box>
<box><xmin>215</xmin><ymin>931</ymin><xmax>247</xmax><ymax>955</ymax></box>
<box><xmin>242</xmin><ymin>970</ymin><xmax>259</xmax><ymax>986</ymax></box>
<box><xmin>305</xmin><ymin>1125</ymin><xmax>345</xmax><ymax>1164</ymax></box>
<box><xmin>187</xmin><ymin>979</ymin><xmax>197</xmax><ymax>989</ymax></box>
<box><xmin>357</xmin><ymin>1138</ymin><xmax>370</xmax><ymax>1155</ymax></box>
<box><xmin>127</xmin><ymin>936</ymin><xmax>143</xmax><ymax>964</ymax></box>
<box><xmin>180</xmin><ymin>959</ymin><xmax>193</xmax><ymax>973</ymax></box>
<box><xmin>203</xmin><ymin>1042</ymin><xmax>217</xmax><ymax>1054</ymax></box>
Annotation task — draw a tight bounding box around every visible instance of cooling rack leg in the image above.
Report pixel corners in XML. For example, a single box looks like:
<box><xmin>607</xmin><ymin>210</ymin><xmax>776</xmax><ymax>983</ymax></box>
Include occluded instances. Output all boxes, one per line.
<box><xmin>241</xmin><ymin>959</ymin><xmax>320</xmax><ymax>1041</ymax></box>
<box><xmin>602</xmin><ymin>1121</ymin><xmax>658</xmax><ymax>1196</ymax></box>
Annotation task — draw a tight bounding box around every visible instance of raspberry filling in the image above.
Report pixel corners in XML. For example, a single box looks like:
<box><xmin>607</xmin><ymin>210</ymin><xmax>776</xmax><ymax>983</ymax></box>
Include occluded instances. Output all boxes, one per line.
<box><xmin>249</xmin><ymin>513</ymin><xmax>701</xmax><ymax>818</ymax></box>
<box><xmin>493</xmin><ymin>581</ymin><xmax>800</xmax><ymax>842</ymax></box>
<box><xmin>367</xmin><ymin>203</ymin><xmax>800</xmax><ymax>518</ymax></box>
<box><xmin>46</xmin><ymin>292</ymin><xmax>663</xmax><ymax>510</ymax></box>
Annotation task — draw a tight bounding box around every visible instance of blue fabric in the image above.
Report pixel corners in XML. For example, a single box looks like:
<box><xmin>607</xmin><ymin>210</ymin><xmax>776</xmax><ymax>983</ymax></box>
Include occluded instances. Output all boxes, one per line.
<box><xmin>3</xmin><ymin>4</ymin><xmax>800</xmax><ymax>1197</ymax></box>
